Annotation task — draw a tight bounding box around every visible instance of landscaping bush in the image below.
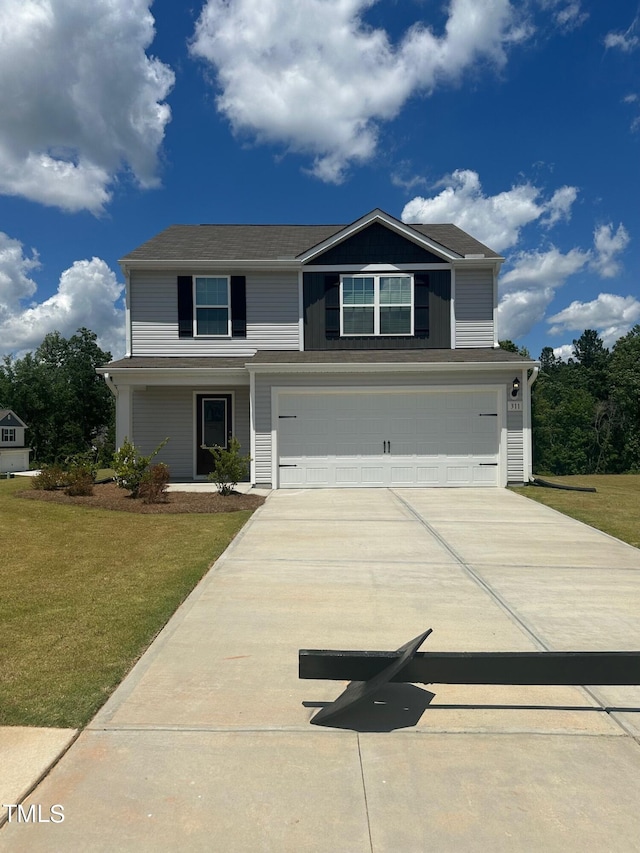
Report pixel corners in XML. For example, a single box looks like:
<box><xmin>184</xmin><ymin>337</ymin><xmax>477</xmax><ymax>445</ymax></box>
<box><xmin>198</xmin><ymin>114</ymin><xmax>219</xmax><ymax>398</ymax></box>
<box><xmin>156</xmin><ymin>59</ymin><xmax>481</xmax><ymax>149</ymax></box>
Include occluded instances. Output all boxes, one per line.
<box><xmin>207</xmin><ymin>437</ymin><xmax>250</xmax><ymax>496</ymax></box>
<box><xmin>112</xmin><ymin>438</ymin><xmax>168</xmax><ymax>498</ymax></box>
<box><xmin>32</xmin><ymin>465</ymin><xmax>70</xmax><ymax>491</ymax></box>
<box><xmin>62</xmin><ymin>450</ymin><xmax>99</xmax><ymax>496</ymax></box>
<box><xmin>138</xmin><ymin>462</ymin><xmax>170</xmax><ymax>504</ymax></box>
<box><xmin>64</xmin><ymin>469</ymin><xmax>95</xmax><ymax>497</ymax></box>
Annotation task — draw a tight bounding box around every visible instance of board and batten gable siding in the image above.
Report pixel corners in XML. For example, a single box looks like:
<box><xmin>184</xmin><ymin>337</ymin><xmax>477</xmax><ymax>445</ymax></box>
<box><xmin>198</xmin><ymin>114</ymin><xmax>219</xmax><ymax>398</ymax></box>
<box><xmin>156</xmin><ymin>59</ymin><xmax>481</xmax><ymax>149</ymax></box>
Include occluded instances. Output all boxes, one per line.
<box><xmin>252</xmin><ymin>371</ymin><xmax>522</xmax><ymax>486</ymax></box>
<box><xmin>455</xmin><ymin>268</ymin><xmax>495</xmax><ymax>348</ymax></box>
<box><xmin>132</xmin><ymin>386</ymin><xmax>250</xmax><ymax>480</ymax></box>
<box><xmin>130</xmin><ymin>270</ymin><xmax>300</xmax><ymax>356</ymax></box>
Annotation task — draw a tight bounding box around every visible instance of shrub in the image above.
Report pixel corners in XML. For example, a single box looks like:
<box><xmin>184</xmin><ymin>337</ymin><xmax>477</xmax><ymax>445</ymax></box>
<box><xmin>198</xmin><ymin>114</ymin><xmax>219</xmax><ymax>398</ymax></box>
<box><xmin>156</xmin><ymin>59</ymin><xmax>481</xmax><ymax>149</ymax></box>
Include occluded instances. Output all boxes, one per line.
<box><xmin>32</xmin><ymin>465</ymin><xmax>70</xmax><ymax>491</ymax></box>
<box><xmin>207</xmin><ymin>437</ymin><xmax>250</xmax><ymax>496</ymax></box>
<box><xmin>112</xmin><ymin>438</ymin><xmax>169</xmax><ymax>498</ymax></box>
<box><xmin>138</xmin><ymin>463</ymin><xmax>170</xmax><ymax>504</ymax></box>
<box><xmin>64</xmin><ymin>469</ymin><xmax>95</xmax><ymax>497</ymax></box>
<box><xmin>62</xmin><ymin>450</ymin><xmax>99</xmax><ymax>496</ymax></box>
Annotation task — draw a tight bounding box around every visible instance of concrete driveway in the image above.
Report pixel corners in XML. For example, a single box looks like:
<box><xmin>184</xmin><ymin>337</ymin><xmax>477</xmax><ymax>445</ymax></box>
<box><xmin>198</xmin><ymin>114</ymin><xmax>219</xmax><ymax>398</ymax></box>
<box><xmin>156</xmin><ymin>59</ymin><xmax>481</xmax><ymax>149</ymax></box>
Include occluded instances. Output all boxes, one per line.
<box><xmin>3</xmin><ymin>488</ymin><xmax>640</xmax><ymax>851</ymax></box>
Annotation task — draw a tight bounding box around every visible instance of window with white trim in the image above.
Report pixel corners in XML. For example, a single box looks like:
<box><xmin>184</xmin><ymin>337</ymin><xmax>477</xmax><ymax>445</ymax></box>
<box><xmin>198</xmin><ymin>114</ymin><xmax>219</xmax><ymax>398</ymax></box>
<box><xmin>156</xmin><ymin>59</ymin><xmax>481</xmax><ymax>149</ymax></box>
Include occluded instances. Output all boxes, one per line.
<box><xmin>1</xmin><ymin>427</ymin><xmax>16</xmax><ymax>442</ymax></box>
<box><xmin>194</xmin><ymin>276</ymin><xmax>230</xmax><ymax>336</ymax></box>
<box><xmin>341</xmin><ymin>274</ymin><xmax>413</xmax><ymax>336</ymax></box>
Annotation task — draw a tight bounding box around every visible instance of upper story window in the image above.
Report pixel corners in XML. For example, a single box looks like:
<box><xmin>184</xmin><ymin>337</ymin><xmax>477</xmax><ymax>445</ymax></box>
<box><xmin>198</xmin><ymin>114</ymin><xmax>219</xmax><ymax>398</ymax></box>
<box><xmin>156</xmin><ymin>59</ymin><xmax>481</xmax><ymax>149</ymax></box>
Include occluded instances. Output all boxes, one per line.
<box><xmin>341</xmin><ymin>274</ymin><xmax>413</xmax><ymax>336</ymax></box>
<box><xmin>194</xmin><ymin>276</ymin><xmax>230</xmax><ymax>336</ymax></box>
<box><xmin>1</xmin><ymin>427</ymin><xmax>16</xmax><ymax>442</ymax></box>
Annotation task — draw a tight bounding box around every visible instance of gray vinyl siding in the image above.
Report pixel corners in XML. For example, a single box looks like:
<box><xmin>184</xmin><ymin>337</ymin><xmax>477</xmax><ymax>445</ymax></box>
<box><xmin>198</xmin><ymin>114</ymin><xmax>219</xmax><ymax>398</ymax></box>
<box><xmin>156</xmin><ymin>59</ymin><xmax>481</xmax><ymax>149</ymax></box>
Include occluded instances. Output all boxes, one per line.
<box><xmin>130</xmin><ymin>270</ymin><xmax>300</xmax><ymax>356</ymax></box>
<box><xmin>455</xmin><ymin>269</ymin><xmax>494</xmax><ymax>348</ymax></box>
<box><xmin>132</xmin><ymin>386</ymin><xmax>250</xmax><ymax>480</ymax></box>
<box><xmin>253</xmin><ymin>371</ymin><xmax>523</xmax><ymax>485</ymax></box>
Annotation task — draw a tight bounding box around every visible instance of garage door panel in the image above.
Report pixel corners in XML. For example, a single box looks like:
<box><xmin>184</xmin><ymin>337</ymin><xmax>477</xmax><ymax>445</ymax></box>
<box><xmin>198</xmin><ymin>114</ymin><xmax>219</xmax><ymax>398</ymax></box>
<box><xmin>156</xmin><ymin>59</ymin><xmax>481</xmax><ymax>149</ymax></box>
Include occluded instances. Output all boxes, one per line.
<box><xmin>277</xmin><ymin>390</ymin><xmax>501</xmax><ymax>488</ymax></box>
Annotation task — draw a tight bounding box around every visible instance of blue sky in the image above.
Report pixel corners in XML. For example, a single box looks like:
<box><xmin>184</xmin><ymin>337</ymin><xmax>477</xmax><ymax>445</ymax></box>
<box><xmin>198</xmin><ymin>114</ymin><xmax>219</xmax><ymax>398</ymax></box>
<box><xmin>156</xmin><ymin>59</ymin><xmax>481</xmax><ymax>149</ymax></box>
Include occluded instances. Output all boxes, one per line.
<box><xmin>1</xmin><ymin>0</ymin><xmax>638</xmax><ymax>361</ymax></box>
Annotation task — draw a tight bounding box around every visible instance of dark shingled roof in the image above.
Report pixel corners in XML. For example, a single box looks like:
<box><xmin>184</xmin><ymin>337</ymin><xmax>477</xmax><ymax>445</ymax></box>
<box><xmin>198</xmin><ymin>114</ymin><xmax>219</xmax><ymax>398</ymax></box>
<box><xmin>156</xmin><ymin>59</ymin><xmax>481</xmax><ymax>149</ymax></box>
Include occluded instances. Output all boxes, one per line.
<box><xmin>101</xmin><ymin>349</ymin><xmax>534</xmax><ymax>371</ymax></box>
<box><xmin>121</xmin><ymin>223</ymin><xmax>501</xmax><ymax>263</ymax></box>
<box><xmin>100</xmin><ymin>356</ymin><xmax>250</xmax><ymax>371</ymax></box>
<box><xmin>248</xmin><ymin>348</ymin><xmax>533</xmax><ymax>365</ymax></box>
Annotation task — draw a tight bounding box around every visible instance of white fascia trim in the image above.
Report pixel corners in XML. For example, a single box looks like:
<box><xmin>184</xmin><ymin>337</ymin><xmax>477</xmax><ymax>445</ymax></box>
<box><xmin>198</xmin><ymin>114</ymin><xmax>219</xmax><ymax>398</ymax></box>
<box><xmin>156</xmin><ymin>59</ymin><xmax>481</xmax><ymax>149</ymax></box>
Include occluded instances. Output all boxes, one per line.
<box><xmin>248</xmin><ymin>360</ymin><xmax>537</xmax><ymax>375</ymax></box>
<box><xmin>296</xmin><ymin>210</ymin><xmax>462</xmax><ymax>263</ymax></box>
<box><xmin>451</xmin><ymin>258</ymin><xmax>504</xmax><ymax>270</ymax></box>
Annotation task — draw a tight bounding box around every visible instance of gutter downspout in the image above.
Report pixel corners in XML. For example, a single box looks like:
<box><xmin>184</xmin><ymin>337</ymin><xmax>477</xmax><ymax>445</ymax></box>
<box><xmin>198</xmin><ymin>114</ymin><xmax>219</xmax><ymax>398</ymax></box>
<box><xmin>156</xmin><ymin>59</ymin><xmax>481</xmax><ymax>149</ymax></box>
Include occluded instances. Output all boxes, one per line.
<box><xmin>103</xmin><ymin>371</ymin><xmax>117</xmax><ymax>398</ymax></box>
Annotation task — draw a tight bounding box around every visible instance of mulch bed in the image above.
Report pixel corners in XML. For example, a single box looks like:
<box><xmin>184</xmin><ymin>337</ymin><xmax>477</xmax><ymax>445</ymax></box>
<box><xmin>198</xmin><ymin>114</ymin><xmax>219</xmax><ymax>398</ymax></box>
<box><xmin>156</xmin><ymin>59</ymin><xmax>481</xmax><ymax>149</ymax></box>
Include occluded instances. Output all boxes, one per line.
<box><xmin>16</xmin><ymin>481</ymin><xmax>266</xmax><ymax>514</ymax></box>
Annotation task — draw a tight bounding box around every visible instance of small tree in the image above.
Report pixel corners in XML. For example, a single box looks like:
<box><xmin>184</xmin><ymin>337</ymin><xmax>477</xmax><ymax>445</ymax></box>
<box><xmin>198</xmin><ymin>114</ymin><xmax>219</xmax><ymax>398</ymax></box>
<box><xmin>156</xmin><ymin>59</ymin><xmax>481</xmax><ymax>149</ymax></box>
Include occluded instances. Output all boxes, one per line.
<box><xmin>112</xmin><ymin>438</ymin><xmax>168</xmax><ymax>498</ymax></box>
<box><xmin>207</xmin><ymin>437</ymin><xmax>250</xmax><ymax>496</ymax></box>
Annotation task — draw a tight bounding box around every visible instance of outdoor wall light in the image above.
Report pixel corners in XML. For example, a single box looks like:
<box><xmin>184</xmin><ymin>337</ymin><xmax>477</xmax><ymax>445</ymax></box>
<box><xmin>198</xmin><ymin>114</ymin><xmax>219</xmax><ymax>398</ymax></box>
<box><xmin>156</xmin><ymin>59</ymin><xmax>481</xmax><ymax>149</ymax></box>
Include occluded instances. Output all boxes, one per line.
<box><xmin>511</xmin><ymin>377</ymin><xmax>521</xmax><ymax>397</ymax></box>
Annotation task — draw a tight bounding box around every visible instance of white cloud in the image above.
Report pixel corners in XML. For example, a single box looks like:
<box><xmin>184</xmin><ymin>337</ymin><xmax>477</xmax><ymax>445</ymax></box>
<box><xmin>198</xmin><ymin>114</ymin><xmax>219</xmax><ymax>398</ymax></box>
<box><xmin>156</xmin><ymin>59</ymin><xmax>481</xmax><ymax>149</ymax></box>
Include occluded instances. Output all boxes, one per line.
<box><xmin>0</xmin><ymin>232</ymin><xmax>40</xmax><ymax>321</ymax></box>
<box><xmin>604</xmin><ymin>17</ymin><xmax>639</xmax><ymax>52</ymax></box>
<box><xmin>552</xmin><ymin>344</ymin><xmax>574</xmax><ymax>362</ymax></box>
<box><xmin>497</xmin><ymin>246</ymin><xmax>589</xmax><ymax>339</ymax></box>
<box><xmin>497</xmin><ymin>223</ymin><xmax>630</xmax><ymax>341</ymax></box>
<box><xmin>402</xmin><ymin>170</ymin><xmax>578</xmax><ymax>252</ymax></box>
<box><xmin>189</xmin><ymin>0</ymin><xmax>527</xmax><ymax>182</ymax></box>
<box><xmin>500</xmin><ymin>245</ymin><xmax>590</xmax><ymax>291</ymax></box>
<box><xmin>547</xmin><ymin>294</ymin><xmax>640</xmax><ymax>349</ymax></box>
<box><xmin>555</xmin><ymin>3</ymin><xmax>588</xmax><ymax>29</ymax></box>
<box><xmin>591</xmin><ymin>223</ymin><xmax>630</xmax><ymax>278</ymax></box>
<box><xmin>497</xmin><ymin>287</ymin><xmax>555</xmax><ymax>341</ymax></box>
<box><xmin>537</xmin><ymin>1</ymin><xmax>588</xmax><ymax>31</ymax></box>
<box><xmin>0</xmin><ymin>233</ymin><xmax>124</xmax><ymax>358</ymax></box>
<box><xmin>0</xmin><ymin>0</ymin><xmax>174</xmax><ymax>213</ymax></box>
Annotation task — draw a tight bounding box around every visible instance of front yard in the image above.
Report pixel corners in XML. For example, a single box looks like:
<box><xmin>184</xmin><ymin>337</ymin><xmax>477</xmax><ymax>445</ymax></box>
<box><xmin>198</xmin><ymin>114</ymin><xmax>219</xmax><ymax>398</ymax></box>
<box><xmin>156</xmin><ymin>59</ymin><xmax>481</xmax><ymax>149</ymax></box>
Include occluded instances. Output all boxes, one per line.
<box><xmin>512</xmin><ymin>474</ymin><xmax>640</xmax><ymax>550</ymax></box>
<box><xmin>0</xmin><ymin>477</ymin><xmax>258</xmax><ymax>728</ymax></box>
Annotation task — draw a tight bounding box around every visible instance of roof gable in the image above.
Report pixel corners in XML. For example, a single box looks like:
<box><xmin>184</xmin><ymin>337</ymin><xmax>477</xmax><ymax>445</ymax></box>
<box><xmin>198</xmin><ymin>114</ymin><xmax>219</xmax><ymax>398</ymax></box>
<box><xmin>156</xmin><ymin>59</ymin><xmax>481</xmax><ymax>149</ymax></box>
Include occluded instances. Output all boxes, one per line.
<box><xmin>0</xmin><ymin>409</ymin><xmax>27</xmax><ymax>428</ymax></box>
<box><xmin>302</xmin><ymin>221</ymin><xmax>445</xmax><ymax>265</ymax></box>
<box><xmin>297</xmin><ymin>208</ymin><xmax>461</xmax><ymax>263</ymax></box>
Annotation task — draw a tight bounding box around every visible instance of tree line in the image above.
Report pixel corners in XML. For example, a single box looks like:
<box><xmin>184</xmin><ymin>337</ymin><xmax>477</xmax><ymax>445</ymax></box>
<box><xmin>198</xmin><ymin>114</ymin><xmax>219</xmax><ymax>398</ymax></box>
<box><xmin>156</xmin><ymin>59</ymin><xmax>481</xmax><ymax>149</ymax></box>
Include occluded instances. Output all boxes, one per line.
<box><xmin>501</xmin><ymin>325</ymin><xmax>640</xmax><ymax>475</ymax></box>
<box><xmin>0</xmin><ymin>328</ymin><xmax>115</xmax><ymax>466</ymax></box>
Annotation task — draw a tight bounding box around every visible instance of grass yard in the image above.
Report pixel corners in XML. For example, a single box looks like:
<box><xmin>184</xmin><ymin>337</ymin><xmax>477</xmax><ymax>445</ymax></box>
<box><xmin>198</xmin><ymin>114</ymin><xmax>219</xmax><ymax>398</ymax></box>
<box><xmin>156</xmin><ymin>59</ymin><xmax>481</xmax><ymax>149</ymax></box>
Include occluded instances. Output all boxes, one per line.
<box><xmin>0</xmin><ymin>477</ymin><xmax>255</xmax><ymax>728</ymax></box>
<box><xmin>511</xmin><ymin>474</ymin><xmax>640</xmax><ymax>550</ymax></box>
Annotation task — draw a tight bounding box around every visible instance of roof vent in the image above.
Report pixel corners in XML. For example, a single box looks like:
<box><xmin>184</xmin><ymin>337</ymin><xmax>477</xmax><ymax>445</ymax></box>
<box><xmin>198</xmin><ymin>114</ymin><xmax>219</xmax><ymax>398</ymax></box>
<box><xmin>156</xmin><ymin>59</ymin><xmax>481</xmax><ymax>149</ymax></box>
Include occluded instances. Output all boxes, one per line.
<box><xmin>464</xmin><ymin>253</ymin><xmax>485</xmax><ymax>259</ymax></box>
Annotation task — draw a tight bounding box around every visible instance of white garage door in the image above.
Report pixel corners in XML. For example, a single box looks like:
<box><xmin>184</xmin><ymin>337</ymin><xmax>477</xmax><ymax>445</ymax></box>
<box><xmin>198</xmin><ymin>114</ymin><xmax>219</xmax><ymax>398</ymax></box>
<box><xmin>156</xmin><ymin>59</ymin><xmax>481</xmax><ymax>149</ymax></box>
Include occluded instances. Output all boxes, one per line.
<box><xmin>276</xmin><ymin>388</ymin><xmax>502</xmax><ymax>488</ymax></box>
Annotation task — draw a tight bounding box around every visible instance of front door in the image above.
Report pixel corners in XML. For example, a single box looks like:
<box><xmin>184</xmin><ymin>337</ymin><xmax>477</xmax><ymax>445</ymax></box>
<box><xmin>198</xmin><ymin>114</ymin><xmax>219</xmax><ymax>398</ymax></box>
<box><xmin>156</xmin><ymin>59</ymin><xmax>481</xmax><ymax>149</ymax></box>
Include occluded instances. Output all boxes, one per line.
<box><xmin>196</xmin><ymin>394</ymin><xmax>233</xmax><ymax>476</ymax></box>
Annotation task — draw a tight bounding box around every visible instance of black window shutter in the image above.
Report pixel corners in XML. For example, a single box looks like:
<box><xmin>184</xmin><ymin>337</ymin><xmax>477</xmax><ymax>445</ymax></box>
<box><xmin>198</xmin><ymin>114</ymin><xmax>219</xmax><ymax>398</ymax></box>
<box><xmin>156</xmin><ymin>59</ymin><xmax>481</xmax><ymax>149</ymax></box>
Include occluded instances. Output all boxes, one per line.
<box><xmin>177</xmin><ymin>276</ymin><xmax>193</xmax><ymax>338</ymax></box>
<box><xmin>230</xmin><ymin>276</ymin><xmax>247</xmax><ymax>337</ymax></box>
<box><xmin>414</xmin><ymin>273</ymin><xmax>430</xmax><ymax>337</ymax></box>
<box><xmin>324</xmin><ymin>274</ymin><xmax>340</xmax><ymax>339</ymax></box>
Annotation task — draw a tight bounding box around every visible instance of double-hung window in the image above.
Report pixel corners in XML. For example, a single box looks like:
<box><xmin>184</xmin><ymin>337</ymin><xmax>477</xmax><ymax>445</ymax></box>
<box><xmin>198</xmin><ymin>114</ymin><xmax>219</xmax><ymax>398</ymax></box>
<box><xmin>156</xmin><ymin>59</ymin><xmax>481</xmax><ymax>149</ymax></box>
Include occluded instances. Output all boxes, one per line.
<box><xmin>194</xmin><ymin>276</ymin><xmax>230</xmax><ymax>336</ymax></box>
<box><xmin>341</xmin><ymin>274</ymin><xmax>413</xmax><ymax>336</ymax></box>
<box><xmin>1</xmin><ymin>427</ymin><xmax>16</xmax><ymax>442</ymax></box>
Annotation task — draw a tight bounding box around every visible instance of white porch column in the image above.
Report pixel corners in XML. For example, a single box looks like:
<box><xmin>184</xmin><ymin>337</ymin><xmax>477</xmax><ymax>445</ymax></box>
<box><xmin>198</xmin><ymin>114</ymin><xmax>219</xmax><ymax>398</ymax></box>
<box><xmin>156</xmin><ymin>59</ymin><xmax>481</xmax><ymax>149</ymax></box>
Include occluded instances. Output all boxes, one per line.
<box><xmin>115</xmin><ymin>385</ymin><xmax>133</xmax><ymax>448</ymax></box>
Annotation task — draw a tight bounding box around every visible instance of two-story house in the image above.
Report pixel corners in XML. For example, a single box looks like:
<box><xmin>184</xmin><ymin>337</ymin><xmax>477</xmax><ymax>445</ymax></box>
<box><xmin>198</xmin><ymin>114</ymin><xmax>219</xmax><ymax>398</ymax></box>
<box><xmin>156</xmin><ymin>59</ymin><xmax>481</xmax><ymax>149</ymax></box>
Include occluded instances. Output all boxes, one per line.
<box><xmin>0</xmin><ymin>409</ymin><xmax>31</xmax><ymax>474</ymax></box>
<box><xmin>99</xmin><ymin>209</ymin><xmax>538</xmax><ymax>489</ymax></box>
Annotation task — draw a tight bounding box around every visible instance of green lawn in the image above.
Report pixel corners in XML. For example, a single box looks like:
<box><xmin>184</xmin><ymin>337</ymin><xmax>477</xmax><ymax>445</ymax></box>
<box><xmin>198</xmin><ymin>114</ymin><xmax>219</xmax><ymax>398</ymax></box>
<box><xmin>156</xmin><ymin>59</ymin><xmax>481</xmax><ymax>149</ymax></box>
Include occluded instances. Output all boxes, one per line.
<box><xmin>0</xmin><ymin>478</ymin><xmax>254</xmax><ymax>728</ymax></box>
<box><xmin>511</xmin><ymin>474</ymin><xmax>640</xmax><ymax>550</ymax></box>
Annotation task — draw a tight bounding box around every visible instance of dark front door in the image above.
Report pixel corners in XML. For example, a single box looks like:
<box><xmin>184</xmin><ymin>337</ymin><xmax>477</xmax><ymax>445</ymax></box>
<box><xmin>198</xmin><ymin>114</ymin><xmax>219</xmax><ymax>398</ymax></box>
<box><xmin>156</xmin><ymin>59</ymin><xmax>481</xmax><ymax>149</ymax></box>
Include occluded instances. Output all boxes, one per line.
<box><xmin>196</xmin><ymin>394</ymin><xmax>232</xmax><ymax>476</ymax></box>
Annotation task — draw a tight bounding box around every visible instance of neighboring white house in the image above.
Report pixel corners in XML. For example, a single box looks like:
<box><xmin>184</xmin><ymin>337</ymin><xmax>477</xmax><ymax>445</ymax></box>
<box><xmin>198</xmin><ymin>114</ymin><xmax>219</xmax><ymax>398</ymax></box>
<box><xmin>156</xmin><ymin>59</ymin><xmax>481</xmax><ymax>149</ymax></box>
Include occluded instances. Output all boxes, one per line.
<box><xmin>0</xmin><ymin>409</ymin><xmax>31</xmax><ymax>474</ymax></box>
<box><xmin>98</xmin><ymin>208</ymin><xmax>539</xmax><ymax>489</ymax></box>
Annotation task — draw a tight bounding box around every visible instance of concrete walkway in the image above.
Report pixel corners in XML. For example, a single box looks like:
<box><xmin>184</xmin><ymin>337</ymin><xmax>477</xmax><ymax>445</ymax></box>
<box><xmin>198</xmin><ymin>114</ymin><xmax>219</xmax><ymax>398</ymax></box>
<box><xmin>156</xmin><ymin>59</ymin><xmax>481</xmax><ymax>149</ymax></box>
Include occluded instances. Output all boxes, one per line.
<box><xmin>2</xmin><ymin>488</ymin><xmax>640</xmax><ymax>851</ymax></box>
